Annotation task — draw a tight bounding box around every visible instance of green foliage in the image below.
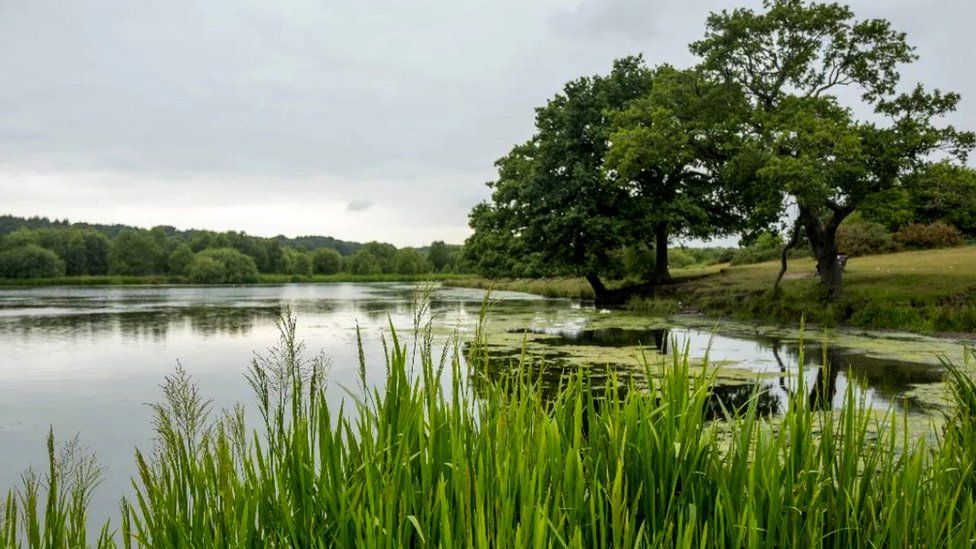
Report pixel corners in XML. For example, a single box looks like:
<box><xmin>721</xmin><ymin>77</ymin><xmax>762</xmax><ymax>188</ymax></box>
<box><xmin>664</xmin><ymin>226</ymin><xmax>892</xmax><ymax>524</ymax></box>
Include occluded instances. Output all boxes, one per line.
<box><xmin>730</xmin><ymin>232</ymin><xmax>786</xmax><ymax>265</ymax></box>
<box><xmin>187</xmin><ymin>255</ymin><xmax>229</xmax><ymax>284</ymax></box>
<box><xmin>344</xmin><ymin>242</ymin><xmax>402</xmax><ymax>275</ymax></box>
<box><xmin>393</xmin><ymin>248</ymin><xmax>431</xmax><ymax>275</ymax></box>
<box><xmin>0</xmin><ymin>245</ymin><xmax>66</xmax><ymax>278</ymax></box>
<box><xmin>464</xmin><ymin>202</ymin><xmax>551</xmax><ymax>278</ymax></box>
<box><xmin>344</xmin><ymin>249</ymin><xmax>383</xmax><ymax>275</ymax></box>
<box><xmin>467</xmin><ymin>57</ymin><xmax>652</xmax><ymax>286</ymax></box>
<box><xmin>893</xmin><ymin>222</ymin><xmax>963</xmax><ymax>250</ymax></box>
<box><xmin>426</xmin><ymin>240</ymin><xmax>455</xmax><ymax>272</ymax></box>
<box><xmin>6</xmin><ymin>312</ymin><xmax>976</xmax><ymax>546</ymax></box>
<box><xmin>81</xmin><ymin>231</ymin><xmax>111</xmax><ymax>275</ymax></box>
<box><xmin>109</xmin><ymin>230</ymin><xmax>166</xmax><ymax>276</ymax></box>
<box><xmin>836</xmin><ymin>216</ymin><xmax>896</xmax><ymax>256</ymax></box>
<box><xmin>0</xmin><ymin>227</ymin><xmax>110</xmax><ymax>276</ymax></box>
<box><xmin>281</xmin><ymin>248</ymin><xmax>313</xmax><ymax>276</ymax></box>
<box><xmin>606</xmin><ymin>65</ymin><xmax>769</xmax><ymax>278</ymax></box>
<box><xmin>311</xmin><ymin>247</ymin><xmax>342</xmax><ymax>275</ymax></box>
<box><xmin>188</xmin><ymin>248</ymin><xmax>259</xmax><ymax>284</ymax></box>
<box><xmin>904</xmin><ymin>162</ymin><xmax>976</xmax><ymax>235</ymax></box>
<box><xmin>167</xmin><ymin>244</ymin><xmax>195</xmax><ymax>276</ymax></box>
<box><xmin>693</xmin><ymin>0</ymin><xmax>975</xmax><ymax>297</ymax></box>
<box><xmin>0</xmin><ymin>215</ymin><xmax>470</xmax><ymax>281</ymax></box>
<box><xmin>667</xmin><ymin>248</ymin><xmax>695</xmax><ymax>269</ymax></box>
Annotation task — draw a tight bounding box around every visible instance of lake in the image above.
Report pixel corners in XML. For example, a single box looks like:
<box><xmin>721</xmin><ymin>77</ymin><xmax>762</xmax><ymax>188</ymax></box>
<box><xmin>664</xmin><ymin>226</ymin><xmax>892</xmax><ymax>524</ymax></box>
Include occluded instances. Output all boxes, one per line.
<box><xmin>0</xmin><ymin>282</ymin><xmax>968</xmax><ymax>525</ymax></box>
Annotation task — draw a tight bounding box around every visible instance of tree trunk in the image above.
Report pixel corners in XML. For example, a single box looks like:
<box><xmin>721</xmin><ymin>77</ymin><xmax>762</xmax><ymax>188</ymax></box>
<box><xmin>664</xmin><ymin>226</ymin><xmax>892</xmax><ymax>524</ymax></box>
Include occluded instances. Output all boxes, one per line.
<box><xmin>774</xmin><ymin>217</ymin><xmax>803</xmax><ymax>293</ymax></box>
<box><xmin>586</xmin><ymin>273</ymin><xmax>608</xmax><ymax>304</ymax></box>
<box><xmin>798</xmin><ymin>205</ymin><xmax>849</xmax><ymax>300</ymax></box>
<box><xmin>808</xmin><ymin>350</ymin><xmax>842</xmax><ymax>411</ymax></box>
<box><xmin>653</xmin><ymin>222</ymin><xmax>671</xmax><ymax>283</ymax></box>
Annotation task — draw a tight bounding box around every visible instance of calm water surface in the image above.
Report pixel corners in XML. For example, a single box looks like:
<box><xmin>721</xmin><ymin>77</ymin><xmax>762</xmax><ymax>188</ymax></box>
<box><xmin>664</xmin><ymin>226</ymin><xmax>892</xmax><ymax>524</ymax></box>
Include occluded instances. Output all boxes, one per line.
<box><xmin>0</xmin><ymin>282</ymin><xmax>960</xmax><ymax>524</ymax></box>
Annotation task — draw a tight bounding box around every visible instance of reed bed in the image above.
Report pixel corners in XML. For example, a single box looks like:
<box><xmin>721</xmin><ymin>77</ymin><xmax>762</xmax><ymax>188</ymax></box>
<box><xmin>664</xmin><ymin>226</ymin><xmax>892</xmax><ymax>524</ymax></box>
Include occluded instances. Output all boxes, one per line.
<box><xmin>3</xmin><ymin>299</ymin><xmax>976</xmax><ymax>547</ymax></box>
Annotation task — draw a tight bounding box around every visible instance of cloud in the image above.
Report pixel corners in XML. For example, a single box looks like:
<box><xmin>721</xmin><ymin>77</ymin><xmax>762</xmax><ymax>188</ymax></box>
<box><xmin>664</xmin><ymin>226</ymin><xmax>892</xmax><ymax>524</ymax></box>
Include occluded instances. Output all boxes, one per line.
<box><xmin>0</xmin><ymin>0</ymin><xmax>973</xmax><ymax>246</ymax></box>
<box><xmin>345</xmin><ymin>199</ymin><xmax>374</xmax><ymax>212</ymax></box>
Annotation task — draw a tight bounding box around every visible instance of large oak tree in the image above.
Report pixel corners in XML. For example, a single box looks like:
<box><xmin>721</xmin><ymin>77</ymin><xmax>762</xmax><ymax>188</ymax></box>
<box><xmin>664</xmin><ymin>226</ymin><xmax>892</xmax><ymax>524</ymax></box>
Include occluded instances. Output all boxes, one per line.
<box><xmin>693</xmin><ymin>0</ymin><xmax>973</xmax><ymax>298</ymax></box>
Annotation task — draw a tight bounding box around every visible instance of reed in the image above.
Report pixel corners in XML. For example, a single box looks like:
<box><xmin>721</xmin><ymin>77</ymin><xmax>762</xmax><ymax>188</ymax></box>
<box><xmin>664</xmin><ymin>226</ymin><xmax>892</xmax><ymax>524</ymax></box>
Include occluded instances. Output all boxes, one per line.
<box><xmin>4</xmin><ymin>299</ymin><xmax>976</xmax><ymax>547</ymax></box>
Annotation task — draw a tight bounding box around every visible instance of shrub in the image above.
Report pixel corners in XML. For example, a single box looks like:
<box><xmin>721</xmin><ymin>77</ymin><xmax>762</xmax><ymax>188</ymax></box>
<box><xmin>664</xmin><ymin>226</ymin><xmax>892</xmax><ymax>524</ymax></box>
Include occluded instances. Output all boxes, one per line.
<box><xmin>893</xmin><ymin>222</ymin><xmax>962</xmax><ymax>250</ymax></box>
<box><xmin>668</xmin><ymin>248</ymin><xmax>695</xmax><ymax>269</ymax></box>
<box><xmin>187</xmin><ymin>255</ymin><xmax>225</xmax><ymax>284</ymax></box>
<box><xmin>187</xmin><ymin>248</ymin><xmax>259</xmax><ymax>283</ymax></box>
<box><xmin>393</xmin><ymin>248</ymin><xmax>431</xmax><ymax>275</ymax></box>
<box><xmin>346</xmin><ymin>250</ymin><xmax>384</xmax><ymax>275</ymax></box>
<box><xmin>109</xmin><ymin>230</ymin><xmax>167</xmax><ymax>275</ymax></box>
<box><xmin>0</xmin><ymin>245</ymin><xmax>66</xmax><ymax>278</ymax></box>
<box><xmin>168</xmin><ymin>244</ymin><xmax>195</xmax><ymax>276</ymax></box>
<box><xmin>312</xmin><ymin>248</ymin><xmax>342</xmax><ymax>275</ymax></box>
<box><xmin>730</xmin><ymin>232</ymin><xmax>784</xmax><ymax>265</ymax></box>
<box><xmin>282</xmin><ymin>248</ymin><xmax>313</xmax><ymax>276</ymax></box>
<box><xmin>836</xmin><ymin>218</ymin><xmax>896</xmax><ymax>256</ymax></box>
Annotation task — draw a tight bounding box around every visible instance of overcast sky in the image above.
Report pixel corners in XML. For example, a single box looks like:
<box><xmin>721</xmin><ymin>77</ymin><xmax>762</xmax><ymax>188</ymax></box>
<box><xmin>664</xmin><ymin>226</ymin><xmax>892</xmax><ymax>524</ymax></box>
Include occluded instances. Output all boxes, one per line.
<box><xmin>2</xmin><ymin>0</ymin><xmax>974</xmax><ymax>246</ymax></box>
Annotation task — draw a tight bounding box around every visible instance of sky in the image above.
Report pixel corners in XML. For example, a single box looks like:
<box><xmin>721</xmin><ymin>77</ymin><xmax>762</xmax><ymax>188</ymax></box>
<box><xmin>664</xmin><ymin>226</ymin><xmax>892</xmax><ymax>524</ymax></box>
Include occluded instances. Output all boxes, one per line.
<box><xmin>2</xmin><ymin>0</ymin><xmax>974</xmax><ymax>246</ymax></box>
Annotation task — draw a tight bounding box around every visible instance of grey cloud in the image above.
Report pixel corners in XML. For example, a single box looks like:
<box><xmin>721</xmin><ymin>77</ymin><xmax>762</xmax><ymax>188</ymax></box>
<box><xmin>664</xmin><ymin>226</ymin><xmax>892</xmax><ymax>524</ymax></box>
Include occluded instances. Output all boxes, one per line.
<box><xmin>1</xmin><ymin>0</ymin><xmax>974</xmax><ymax>246</ymax></box>
<box><xmin>346</xmin><ymin>199</ymin><xmax>374</xmax><ymax>212</ymax></box>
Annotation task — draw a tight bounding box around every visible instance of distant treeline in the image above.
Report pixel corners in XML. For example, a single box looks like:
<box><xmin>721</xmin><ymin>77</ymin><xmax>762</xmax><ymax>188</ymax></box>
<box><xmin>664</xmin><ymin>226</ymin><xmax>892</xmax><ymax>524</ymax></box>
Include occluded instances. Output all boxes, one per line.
<box><xmin>0</xmin><ymin>215</ymin><xmax>466</xmax><ymax>282</ymax></box>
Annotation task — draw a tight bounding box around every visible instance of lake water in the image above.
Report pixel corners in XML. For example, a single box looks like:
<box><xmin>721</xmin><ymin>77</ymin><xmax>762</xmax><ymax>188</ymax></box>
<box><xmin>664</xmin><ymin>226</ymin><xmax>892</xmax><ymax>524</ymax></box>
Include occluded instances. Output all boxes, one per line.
<box><xmin>0</xmin><ymin>282</ymin><xmax>967</xmax><ymax>526</ymax></box>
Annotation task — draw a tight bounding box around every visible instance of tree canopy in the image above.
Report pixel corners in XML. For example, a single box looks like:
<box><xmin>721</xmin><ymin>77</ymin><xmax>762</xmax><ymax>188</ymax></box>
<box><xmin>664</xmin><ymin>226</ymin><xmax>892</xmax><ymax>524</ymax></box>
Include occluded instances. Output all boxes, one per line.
<box><xmin>692</xmin><ymin>0</ymin><xmax>974</xmax><ymax>297</ymax></box>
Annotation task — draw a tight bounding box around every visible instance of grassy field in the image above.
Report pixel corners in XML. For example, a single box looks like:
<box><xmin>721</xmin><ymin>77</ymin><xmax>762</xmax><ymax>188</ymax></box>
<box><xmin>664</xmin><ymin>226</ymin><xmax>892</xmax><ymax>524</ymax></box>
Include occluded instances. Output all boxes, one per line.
<box><xmin>4</xmin><ymin>310</ymin><xmax>976</xmax><ymax>547</ymax></box>
<box><xmin>662</xmin><ymin>245</ymin><xmax>976</xmax><ymax>334</ymax></box>
<box><xmin>0</xmin><ymin>272</ymin><xmax>472</xmax><ymax>287</ymax></box>
<box><xmin>447</xmin><ymin>246</ymin><xmax>976</xmax><ymax>334</ymax></box>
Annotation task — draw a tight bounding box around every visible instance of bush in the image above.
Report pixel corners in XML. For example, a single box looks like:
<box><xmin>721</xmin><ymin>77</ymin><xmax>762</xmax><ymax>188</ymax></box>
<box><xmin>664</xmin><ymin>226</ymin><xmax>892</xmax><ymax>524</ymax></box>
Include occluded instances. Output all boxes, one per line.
<box><xmin>668</xmin><ymin>248</ymin><xmax>695</xmax><ymax>269</ymax></box>
<box><xmin>346</xmin><ymin>250</ymin><xmax>384</xmax><ymax>275</ymax></box>
<box><xmin>188</xmin><ymin>248</ymin><xmax>259</xmax><ymax>283</ymax></box>
<box><xmin>0</xmin><ymin>245</ymin><xmax>66</xmax><ymax>278</ymax></box>
<box><xmin>282</xmin><ymin>248</ymin><xmax>313</xmax><ymax>276</ymax></box>
<box><xmin>836</xmin><ymin>218</ymin><xmax>896</xmax><ymax>256</ymax></box>
<box><xmin>393</xmin><ymin>248</ymin><xmax>431</xmax><ymax>275</ymax></box>
<box><xmin>168</xmin><ymin>244</ymin><xmax>195</xmax><ymax>276</ymax></box>
<box><xmin>312</xmin><ymin>248</ymin><xmax>343</xmax><ymax>275</ymax></box>
<box><xmin>187</xmin><ymin>255</ymin><xmax>226</xmax><ymax>284</ymax></box>
<box><xmin>893</xmin><ymin>222</ymin><xmax>962</xmax><ymax>250</ymax></box>
<box><xmin>730</xmin><ymin>232</ymin><xmax>785</xmax><ymax>265</ymax></box>
<box><xmin>109</xmin><ymin>230</ymin><xmax>167</xmax><ymax>275</ymax></box>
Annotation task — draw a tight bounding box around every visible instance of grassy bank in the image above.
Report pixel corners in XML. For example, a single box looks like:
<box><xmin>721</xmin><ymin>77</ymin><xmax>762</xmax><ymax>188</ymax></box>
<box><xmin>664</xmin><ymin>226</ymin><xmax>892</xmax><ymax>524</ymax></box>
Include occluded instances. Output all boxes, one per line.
<box><xmin>0</xmin><ymin>272</ymin><xmax>473</xmax><ymax>287</ymax></box>
<box><xmin>5</xmin><ymin>309</ymin><xmax>976</xmax><ymax>546</ymax></box>
<box><xmin>445</xmin><ymin>266</ymin><xmax>723</xmax><ymax>300</ymax></box>
<box><xmin>448</xmin><ymin>246</ymin><xmax>976</xmax><ymax>334</ymax></box>
<box><xmin>660</xmin><ymin>245</ymin><xmax>976</xmax><ymax>334</ymax></box>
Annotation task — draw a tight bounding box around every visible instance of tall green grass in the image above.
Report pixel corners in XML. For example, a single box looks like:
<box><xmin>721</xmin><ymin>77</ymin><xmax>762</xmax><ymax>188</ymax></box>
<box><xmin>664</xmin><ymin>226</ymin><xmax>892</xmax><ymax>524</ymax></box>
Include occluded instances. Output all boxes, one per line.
<box><xmin>4</xmin><ymin>301</ymin><xmax>976</xmax><ymax>547</ymax></box>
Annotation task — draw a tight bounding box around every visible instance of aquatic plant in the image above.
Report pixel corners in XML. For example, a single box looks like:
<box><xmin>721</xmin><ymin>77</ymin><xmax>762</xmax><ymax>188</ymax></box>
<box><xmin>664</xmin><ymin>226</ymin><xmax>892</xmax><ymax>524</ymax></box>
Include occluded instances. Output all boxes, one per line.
<box><xmin>4</xmin><ymin>302</ymin><xmax>976</xmax><ymax>547</ymax></box>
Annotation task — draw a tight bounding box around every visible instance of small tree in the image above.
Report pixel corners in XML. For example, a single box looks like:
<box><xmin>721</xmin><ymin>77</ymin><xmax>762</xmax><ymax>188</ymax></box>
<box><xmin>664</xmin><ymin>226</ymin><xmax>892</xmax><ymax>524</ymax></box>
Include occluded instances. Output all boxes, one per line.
<box><xmin>426</xmin><ymin>241</ymin><xmax>453</xmax><ymax>272</ymax></box>
<box><xmin>191</xmin><ymin>248</ymin><xmax>259</xmax><ymax>283</ymax></box>
<box><xmin>312</xmin><ymin>248</ymin><xmax>343</xmax><ymax>275</ymax></box>
<box><xmin>0</xmin><ymin>245</ymin><xmax>66</xmax><ymax>278</ymax></box>
<box><xmin>168</xmin><ymin>244</ymin><xmax>195</xmax><ymax>276</ymax></box>
<box><xmin>282</xmin><ymin>248</ymin><xmax>313</xmax><ymax>276</ymax></box>
<box><xmin>393</xmin><ymin>248</ymin><xmax>431</xmax><ymax>275</ymax></box>
<box><xmin>109</xmin><ymin>230</ymin><xmax>166</xmax><ymax>275</ymax></box>
<box><xmin>346</xmin><ymin>250</ymin><xmax>383</xmax><ymax>275</ymax></box>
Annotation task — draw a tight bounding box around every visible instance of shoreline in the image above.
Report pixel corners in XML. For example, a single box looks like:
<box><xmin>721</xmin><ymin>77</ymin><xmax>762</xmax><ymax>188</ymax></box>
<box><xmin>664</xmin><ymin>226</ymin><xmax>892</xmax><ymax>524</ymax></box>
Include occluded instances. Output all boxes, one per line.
<box><xmin>0</xmin><ymin>272</ymin><xmax>474</xmax><ymax>288</ymax></box>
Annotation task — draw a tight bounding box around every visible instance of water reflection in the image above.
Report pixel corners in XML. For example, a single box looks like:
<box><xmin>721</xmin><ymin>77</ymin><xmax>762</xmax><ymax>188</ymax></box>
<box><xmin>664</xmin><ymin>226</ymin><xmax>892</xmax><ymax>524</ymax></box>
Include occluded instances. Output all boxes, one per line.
<box><xmin>493</xmin><ymin>325</ymin><xmax>945</xmax><ymax>416</ymax></box>
<box><xmin>470</xmin><ymin>347</ymin><xmax>781</xmax><ymax>420</ymax></box>
<box><xmin>0</xmin><ymin>282</ymin><xmax>952</xmax><ymax>527</ymax></box>
<box><xmin>508</xmin><ymin>326</ymin><xmax>671</xmax><ymax>350</ymax></box>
